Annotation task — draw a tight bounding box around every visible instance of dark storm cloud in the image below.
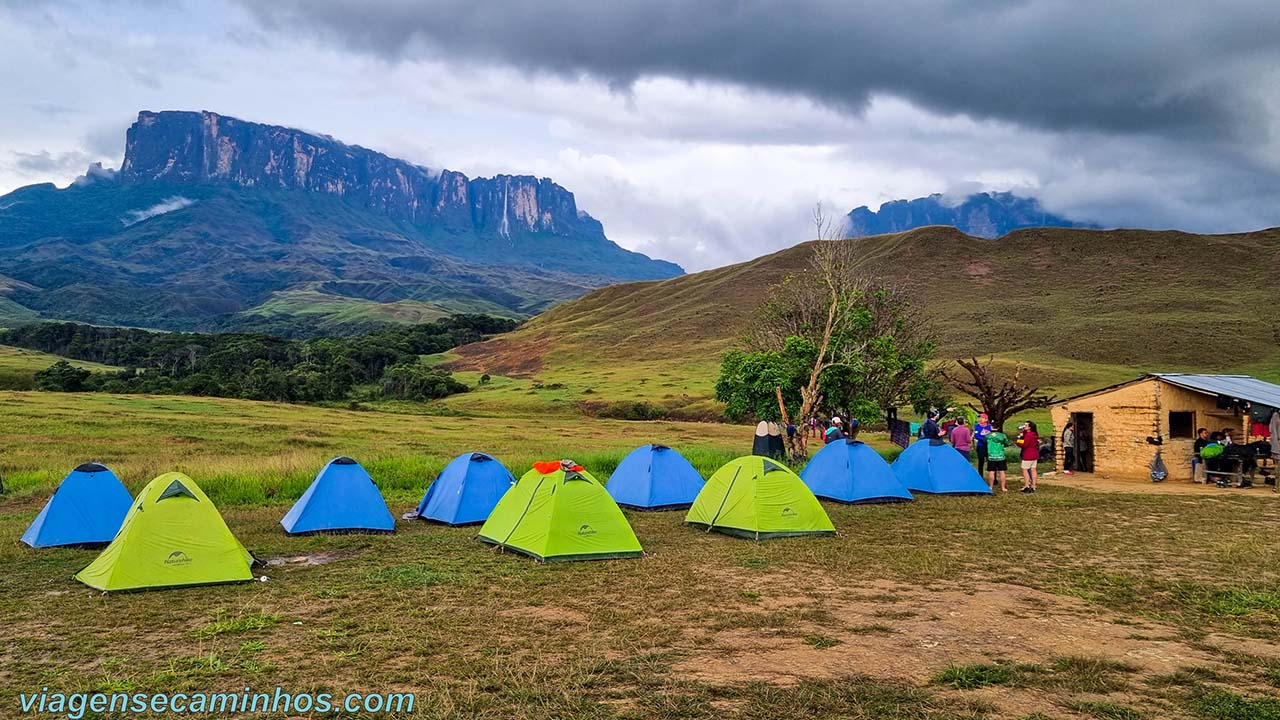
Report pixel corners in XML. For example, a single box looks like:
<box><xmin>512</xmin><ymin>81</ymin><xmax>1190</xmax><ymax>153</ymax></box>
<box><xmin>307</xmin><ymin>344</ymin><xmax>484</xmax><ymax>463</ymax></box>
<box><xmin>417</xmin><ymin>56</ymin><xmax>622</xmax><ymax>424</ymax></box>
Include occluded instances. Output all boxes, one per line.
<box><xmin>237</xmin><ymin>0</ymin><xmax>1280</xmax><ymax>142</ymax></box>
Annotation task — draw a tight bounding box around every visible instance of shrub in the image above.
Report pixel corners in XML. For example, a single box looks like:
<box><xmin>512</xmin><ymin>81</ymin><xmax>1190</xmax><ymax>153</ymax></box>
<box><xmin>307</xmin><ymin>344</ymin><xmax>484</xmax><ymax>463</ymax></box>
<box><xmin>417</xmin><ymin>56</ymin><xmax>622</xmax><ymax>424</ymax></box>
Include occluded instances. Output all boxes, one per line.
<box><xmin>381</xmin><ymin>363</ymin><xmax>469</xmax><ymax>401</ymax></box>
<box><xmin>596</xmin><ymin>401</ymin><xmax>665</xmax><ymax>421</ymax></box>
<box><xmin>34</xmin><ymin>360</ymin><xmax>91</xmax><ymax>392</ymax></box>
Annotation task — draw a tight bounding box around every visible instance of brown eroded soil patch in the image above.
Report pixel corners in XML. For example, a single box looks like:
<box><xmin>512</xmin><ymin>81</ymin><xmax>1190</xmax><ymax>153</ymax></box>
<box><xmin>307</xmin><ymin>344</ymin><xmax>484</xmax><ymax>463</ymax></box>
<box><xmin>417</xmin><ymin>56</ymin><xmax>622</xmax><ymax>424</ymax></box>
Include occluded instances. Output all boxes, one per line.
<box><xmin>964</xmin><ymin>260</ymin><xmax>994</xmax><ymax>279</ymax></box>
<box><xmin>445</xmin><ymin>334</ymin><xmax>548</xmax><ymax>377</ymax></box>
<box><xmin>675</xmin><ymin>576</ymin><xmax>1223</xmax><ymax>687</ymax></box>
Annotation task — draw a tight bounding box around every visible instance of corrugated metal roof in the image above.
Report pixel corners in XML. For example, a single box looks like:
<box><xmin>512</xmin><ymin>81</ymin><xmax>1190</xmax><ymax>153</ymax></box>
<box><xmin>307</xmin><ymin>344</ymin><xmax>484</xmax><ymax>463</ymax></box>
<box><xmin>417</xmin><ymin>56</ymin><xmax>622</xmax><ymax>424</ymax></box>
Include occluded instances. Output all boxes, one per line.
<box><xmin>1148</xmin><ymin>373</ymin><xmax>1280</xmax><ymax>409</ymax></box>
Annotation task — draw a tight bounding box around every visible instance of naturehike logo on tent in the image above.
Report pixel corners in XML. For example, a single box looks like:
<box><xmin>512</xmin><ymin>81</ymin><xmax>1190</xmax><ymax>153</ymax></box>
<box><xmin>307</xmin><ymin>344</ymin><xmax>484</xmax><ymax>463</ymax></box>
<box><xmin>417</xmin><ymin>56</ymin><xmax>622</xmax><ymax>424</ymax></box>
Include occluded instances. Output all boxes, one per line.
<box><xmin>165</xmin><ymin>550</ymin><xmax>192</xmax><ymax>565</ymax></box>
<box><xmin>577</xmin><ymin>524</ymin><xmax>597</xmax><ymax>536</ymax></box>
<box><xmin>780</xmin><ymin>507</ymin><xmax>797</xmax><ymax>518</ymax></box>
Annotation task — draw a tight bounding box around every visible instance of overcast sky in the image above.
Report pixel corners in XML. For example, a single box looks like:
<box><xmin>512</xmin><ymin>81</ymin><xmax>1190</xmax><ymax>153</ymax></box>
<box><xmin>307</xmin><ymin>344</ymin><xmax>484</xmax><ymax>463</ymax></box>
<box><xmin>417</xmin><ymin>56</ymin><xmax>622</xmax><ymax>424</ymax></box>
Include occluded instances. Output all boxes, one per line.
<box><xmin>3</xmin><ymin>1</ymin><xmax>1280</xmax><ymax>271</ymax></box>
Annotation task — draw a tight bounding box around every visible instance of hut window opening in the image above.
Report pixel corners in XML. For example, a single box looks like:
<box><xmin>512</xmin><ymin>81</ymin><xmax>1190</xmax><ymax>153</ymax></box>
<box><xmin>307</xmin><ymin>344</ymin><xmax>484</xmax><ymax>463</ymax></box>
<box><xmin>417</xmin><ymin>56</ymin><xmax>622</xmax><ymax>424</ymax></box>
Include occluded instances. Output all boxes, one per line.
<box><xmin>1169</xmin><ymin>411</ymin><xmax>1194</xmax><ymax>439</ymax></box>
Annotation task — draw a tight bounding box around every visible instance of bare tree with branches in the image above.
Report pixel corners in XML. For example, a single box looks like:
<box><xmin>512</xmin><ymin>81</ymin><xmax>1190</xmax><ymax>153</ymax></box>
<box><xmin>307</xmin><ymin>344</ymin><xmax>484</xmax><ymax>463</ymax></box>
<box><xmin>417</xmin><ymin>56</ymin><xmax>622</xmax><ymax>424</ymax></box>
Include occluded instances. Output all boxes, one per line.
<box><xmin>943</xmin><ymin>356</ymin><xmax>1057</xmax><ymax>430</ymax></box>
<box><xmin>739</xmin><ymin>203</ymin><xmax>936</xmax><ymax>457</ymax></box>
<box><xmin>744</xmin><ymin>204</ymin><xmax>861</xmax><ymax>456</ymax></box>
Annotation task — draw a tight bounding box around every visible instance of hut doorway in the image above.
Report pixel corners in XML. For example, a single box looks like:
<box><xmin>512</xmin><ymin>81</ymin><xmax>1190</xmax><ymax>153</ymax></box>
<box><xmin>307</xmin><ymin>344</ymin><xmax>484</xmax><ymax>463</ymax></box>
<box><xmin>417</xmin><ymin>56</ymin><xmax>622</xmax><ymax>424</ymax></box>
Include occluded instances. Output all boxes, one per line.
<box><xmin>1071</xmin><ymin>412</ymin><xmax>1095</xmax><ymax>473</ymax></box>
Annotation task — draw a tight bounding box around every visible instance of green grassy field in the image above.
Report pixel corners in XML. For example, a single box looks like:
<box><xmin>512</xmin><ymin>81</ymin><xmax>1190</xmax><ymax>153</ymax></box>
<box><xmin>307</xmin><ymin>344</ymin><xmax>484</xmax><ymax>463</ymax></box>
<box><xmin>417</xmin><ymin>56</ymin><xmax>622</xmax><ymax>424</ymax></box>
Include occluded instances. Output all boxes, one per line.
<box><xmin>2</xmin><ymin>391</ymin><xmax>1278</xmax><ymax>719</ymax></box>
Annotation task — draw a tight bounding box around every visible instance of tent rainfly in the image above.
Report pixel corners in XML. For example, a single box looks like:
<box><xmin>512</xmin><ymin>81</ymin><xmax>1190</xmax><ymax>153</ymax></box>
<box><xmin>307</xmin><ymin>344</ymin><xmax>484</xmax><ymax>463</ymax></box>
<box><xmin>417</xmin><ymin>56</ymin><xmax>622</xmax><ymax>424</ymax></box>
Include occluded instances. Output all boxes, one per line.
<box><xmin>607</xmin><ymin>444</ymin><xmax>704</xmax><ymax>510</ymax></box>
<box><xmin>75</xmin><ymin>472</ymin><xmax>255</xmax><ymax>592</ymax></box>
<box><xmin>800</xmin><ymin>439</ymin><xmax>914</xmax><ymax>504</ymax></box>
<box><xmin>22</xmin><ymin>462</ymin><xmax>133</xmax><ymax>548</ymax></box>
<box><xmin>892</xmin><ymin>440</ymin><xmax>992</xmax><ymax>495</ymax></box>
<box><xmin>686</xmin><ymin>456</ymin><xmax>835</xmax><ymax>539</ymax></box>
<box><xmin>281</xmin><ymin>457</ymin><xmax>395</xmax><ymax>534</ymax></box>
<box><xmin>479</xmin><ymin>461</ymin><xmax>643</xmax><ymax>562</ymax></box>
<box><xmin>415</xmin><ymin>452</ymin><xmax>516</xmax><ymax>526</ymax></box>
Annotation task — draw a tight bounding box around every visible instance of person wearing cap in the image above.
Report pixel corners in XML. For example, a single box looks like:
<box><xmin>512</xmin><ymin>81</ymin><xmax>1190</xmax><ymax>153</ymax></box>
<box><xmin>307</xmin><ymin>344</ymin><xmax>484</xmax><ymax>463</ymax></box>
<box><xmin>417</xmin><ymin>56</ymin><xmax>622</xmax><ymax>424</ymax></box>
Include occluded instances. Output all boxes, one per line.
<box><xmin>973</xmin><ymin>412</ymin><xmax>993</xmax><ymax>475</ymax></box>
<box><xmin>824</xmin><ymin>416</ymin><xmax>846</xmax><ymax>443</ymax></box>
<box><xmin>920</xmin><ymin>409</ymin><xmax>943</xmax><ymax>440</ymax></box>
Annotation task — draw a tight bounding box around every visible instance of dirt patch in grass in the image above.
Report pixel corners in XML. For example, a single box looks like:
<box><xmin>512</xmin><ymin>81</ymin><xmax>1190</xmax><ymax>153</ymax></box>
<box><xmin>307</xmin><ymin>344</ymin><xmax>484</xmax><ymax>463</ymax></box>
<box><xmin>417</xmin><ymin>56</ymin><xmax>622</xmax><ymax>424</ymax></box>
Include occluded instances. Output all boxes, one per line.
<box><xmin>1048</xmin><ymin>471</ymin><xmax>1280</xmax><ymax>496</ymax></box>
<box><xmin>675</xmin><ymin>579</ymin><xmax>1218</xmax><ymax>688</ymax></box>
<box><xmin>261</xmin><ymin>549</ymin><xmax>364</xmax><ymax>567</ymax></box>
<box><xmin>499</xmin><ymin>605</ymin><xmax>590</xmax><ymax>626</ymax></box>
<box><xmin>1201</xmin><ymin>632</ymin><xmax>1280</xmax><ymax>661</ymax></box>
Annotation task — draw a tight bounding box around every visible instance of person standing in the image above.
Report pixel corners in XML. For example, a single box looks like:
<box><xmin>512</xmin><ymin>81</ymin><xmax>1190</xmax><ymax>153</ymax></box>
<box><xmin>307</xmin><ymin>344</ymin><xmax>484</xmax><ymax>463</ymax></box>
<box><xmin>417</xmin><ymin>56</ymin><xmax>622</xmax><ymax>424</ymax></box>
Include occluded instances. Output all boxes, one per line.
<box><xmin>824</xmin><ymin>416</ymin><xmax>846</xmax><ymax>444</ymax></box>
<box><xmin>973</xmin><ymin>412</ymin><xmax>993</xmax><ymax>476</ymax></box>
<box><xmin>1192</xmin><ymin>427</ymin><xmax>1210</xmax><ymax>483</ymax></box>
<box><xmin>920</xmin><ymin>409</ymin><xmax>943</xmax><ymax>440</ymax></box>
<box><xmin>950</xmin><ymin>417</ymin><xmax>973</xmax><ymax>461</ymax></box>
<box><xmin>986</xmin><ymin>425</ymin><xmax>1009</xmax><ymax>492</ymax></box>
<box><xmin>1061</xmin><ymin>421</ymin><xmax>1076</xmax><ymax>475</ymax></box>
<box><xmin>1016</xmin><ymin>421</ymin><xmax>1040</xmax><ymax>493</ymax></box>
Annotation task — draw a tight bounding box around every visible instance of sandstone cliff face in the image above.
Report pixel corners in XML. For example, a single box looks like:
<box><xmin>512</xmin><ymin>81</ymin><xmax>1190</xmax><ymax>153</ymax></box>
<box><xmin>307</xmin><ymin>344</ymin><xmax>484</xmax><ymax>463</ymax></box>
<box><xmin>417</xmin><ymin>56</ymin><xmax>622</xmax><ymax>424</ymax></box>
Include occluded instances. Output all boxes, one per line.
<box><xmin>120</xmin><ymin>110</ymin><xmax>608</xmax><ymax>242</ymax></box>
<box><xmin>846</xmin><ymin>192</ymin><xmax>1093</xmax><ymax>239</ymax></box>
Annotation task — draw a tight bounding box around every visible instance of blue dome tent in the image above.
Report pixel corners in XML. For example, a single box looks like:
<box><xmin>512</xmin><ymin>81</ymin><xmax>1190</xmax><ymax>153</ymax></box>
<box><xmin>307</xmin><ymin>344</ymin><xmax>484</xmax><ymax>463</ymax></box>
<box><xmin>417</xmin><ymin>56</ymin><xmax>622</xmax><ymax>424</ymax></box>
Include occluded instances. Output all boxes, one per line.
<box><xmin>891</xmin><ymin>439</ymin><xmax>992</xmax><ymax>495</ymax></box>
<box><xmin>800</xmin><ymin>439</ymin><xmax>914</xmax><ymax>504</ymax></box>
<box><xmin>281</xmin><ymin>457</ymin><xmax>395</xmax><ymax>534</ymax></box>
<box><xmin>21</xmin><ymin>462</ymin><xmax>133</xmax><ymax>548</ymax></box>
<box><xmin>607</xmin><ymin>444</ymin><xmax>704</xmax><ymax>510</ymax></box>
<box><xmin>415</xmin><ymin>452</ymin><xmax>516</xmax><ymax>525</ymax></box>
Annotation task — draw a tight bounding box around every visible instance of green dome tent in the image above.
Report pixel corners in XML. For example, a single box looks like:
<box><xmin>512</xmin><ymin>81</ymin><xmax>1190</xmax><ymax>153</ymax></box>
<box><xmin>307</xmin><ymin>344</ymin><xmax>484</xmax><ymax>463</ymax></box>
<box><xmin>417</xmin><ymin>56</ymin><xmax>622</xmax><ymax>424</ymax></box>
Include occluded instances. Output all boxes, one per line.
<box><xmin>686</xmin><ymin>456</ymin><xmax>835</xmax><ymax>540</ymax></box>
<box><xmin>478</xmin><ymin>461</ymin><xmax>643</xmax><ymax>562</ymax></box>
<box><xmin>75</xmin><ymin>472</ymin><xmax>255</xmax><ymax>592</ymax></box>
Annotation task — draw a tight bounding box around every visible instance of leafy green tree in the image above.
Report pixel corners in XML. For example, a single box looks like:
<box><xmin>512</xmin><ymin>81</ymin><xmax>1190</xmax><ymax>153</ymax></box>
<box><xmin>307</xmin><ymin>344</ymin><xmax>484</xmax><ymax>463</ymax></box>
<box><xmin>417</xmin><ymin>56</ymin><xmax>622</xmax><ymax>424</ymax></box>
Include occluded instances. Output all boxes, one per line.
<box><xmin>34</xmin><ymin>360</ymin><xmax>91</xmax><ymax>392</ymax></box>
<box><xmin>715</xmin><ymin>338</ymin><xmax>813</xmax><ymax>422</ymax></box>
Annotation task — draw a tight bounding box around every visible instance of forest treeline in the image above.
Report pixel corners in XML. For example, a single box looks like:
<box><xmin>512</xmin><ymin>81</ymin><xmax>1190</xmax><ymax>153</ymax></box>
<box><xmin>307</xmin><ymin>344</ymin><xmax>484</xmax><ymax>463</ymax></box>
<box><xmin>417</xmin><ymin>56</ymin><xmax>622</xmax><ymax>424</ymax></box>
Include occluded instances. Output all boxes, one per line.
<box><xmin>2</xmin><ymin>315</ymin><xmax>516</xmax><ymax>403</ymax></box>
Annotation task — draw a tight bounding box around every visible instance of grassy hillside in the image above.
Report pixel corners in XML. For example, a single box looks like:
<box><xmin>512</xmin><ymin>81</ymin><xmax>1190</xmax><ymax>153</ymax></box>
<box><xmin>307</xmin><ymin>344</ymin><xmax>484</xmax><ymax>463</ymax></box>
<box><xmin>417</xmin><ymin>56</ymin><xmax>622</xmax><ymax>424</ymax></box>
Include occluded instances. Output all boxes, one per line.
<box><xmin>447</xmin><ymin>226</ymin><xmax>1280</xmax><ymax>415</ymax></box>
<box><xmin>0</xmin><ymin>346</ymin><xmax>118</xmax><ymax>390</ymax></box>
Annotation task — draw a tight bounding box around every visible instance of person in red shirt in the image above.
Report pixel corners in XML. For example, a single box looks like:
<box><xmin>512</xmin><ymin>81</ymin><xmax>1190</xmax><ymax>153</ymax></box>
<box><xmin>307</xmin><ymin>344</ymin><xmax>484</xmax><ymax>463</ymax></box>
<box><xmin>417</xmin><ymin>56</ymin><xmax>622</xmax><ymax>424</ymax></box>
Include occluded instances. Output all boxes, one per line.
<box><xmin>1016</xmin><ymin>421</ymin><xmax>1040</xmax><ymax>493</ymax></box>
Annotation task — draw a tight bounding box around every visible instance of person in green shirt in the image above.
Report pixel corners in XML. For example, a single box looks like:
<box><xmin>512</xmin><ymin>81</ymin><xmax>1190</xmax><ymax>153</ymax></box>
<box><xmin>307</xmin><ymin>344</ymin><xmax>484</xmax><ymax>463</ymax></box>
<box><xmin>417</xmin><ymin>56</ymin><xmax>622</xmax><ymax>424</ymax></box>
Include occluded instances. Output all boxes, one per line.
<box><xmin>985</xmin><ymin>427</ymin><xmax>1010</xmax><ymax>492</ymax></box>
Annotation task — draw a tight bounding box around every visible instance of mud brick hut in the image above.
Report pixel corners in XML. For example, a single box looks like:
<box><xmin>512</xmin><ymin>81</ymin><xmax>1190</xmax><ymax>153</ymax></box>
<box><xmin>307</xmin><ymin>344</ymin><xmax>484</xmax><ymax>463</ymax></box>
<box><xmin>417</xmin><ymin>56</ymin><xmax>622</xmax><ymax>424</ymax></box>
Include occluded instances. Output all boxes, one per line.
<box><xmin>1050</xmin><ymin>374</ymin><xmax>1280</xmax><ymax>482</ymax></box>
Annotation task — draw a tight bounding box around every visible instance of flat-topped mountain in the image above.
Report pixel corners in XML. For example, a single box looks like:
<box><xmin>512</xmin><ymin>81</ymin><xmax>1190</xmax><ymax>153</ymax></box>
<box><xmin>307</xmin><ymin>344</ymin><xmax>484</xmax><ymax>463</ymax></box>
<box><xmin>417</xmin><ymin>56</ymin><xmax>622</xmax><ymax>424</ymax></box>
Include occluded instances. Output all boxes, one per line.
<box><xmin>847</xmin><ymin>191</ymin><xmax>1094</xmax><ymax>239</ymax></box>
<box><xmin>0</xmin><ymin>110</ymin><xmax>682</xmax><ymax>332</ymax></box>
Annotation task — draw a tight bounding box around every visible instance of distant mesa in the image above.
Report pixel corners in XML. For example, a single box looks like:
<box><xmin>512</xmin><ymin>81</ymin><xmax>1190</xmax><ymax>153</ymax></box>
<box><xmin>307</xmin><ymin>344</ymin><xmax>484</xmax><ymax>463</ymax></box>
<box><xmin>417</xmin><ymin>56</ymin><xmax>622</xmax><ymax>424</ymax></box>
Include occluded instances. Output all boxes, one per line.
<box><xmin>846</xmin><ymin>192</ymin><xmax>1096</xmax><ymax>239</ymax></box>
<box><xmin>0</xmin><ymin>110</ymin><xmax>682</xmax><ymax>331</ymax></box>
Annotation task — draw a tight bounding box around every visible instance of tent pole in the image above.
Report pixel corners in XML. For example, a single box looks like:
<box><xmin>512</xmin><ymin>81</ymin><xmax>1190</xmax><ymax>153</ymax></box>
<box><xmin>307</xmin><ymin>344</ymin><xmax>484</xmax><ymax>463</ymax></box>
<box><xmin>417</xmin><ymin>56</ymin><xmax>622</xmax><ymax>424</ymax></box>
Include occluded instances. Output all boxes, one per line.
<box><xmin>707</xmin><ymin>467</ymin><xmax>742</xmax><ymax>531</ymax></box>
